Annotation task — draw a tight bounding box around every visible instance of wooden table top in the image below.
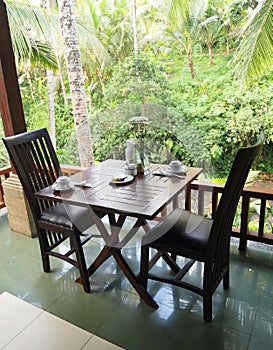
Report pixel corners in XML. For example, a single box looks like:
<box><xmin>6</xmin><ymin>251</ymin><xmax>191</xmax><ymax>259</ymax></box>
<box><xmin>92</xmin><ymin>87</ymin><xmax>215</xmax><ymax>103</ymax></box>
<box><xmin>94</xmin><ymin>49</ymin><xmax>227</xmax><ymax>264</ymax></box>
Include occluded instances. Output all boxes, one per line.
<box><xmin>35</xmin><ymin>159</ymin><xmax>202</xmax><ymax>220</ymax></box>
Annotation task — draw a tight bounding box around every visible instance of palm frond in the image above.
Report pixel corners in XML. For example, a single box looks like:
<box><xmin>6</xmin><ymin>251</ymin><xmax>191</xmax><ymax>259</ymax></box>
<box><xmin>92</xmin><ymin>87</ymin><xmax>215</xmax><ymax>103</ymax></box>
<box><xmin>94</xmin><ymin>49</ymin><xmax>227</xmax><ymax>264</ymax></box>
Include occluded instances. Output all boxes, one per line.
<box><xmin>76</xmin><ymin>20</ymin><xmax>110</xmax><ymax>64</ymax></box>
<box><xmin>30</xmin><ymin>40</ymin><xmax>58</xmax><ymax>69</ymax></box>
<box><xmin>6</xmin><ymin>1</ymin><xmax>52</xmax><ymax>37</ymax></box>
<box><xmin>232</xmin><ymin>0</ymin><xmax>273</xmax><ymax>86</ymax></box>
<box><xmin>169</xmin><ymin>0</ymin><xmax>190</xmax><ymax>21</ymax></box>
<box><xmin>6</xmin><ymin>0</ymin><xmax>58</xmax><ymax>67</ymax></box>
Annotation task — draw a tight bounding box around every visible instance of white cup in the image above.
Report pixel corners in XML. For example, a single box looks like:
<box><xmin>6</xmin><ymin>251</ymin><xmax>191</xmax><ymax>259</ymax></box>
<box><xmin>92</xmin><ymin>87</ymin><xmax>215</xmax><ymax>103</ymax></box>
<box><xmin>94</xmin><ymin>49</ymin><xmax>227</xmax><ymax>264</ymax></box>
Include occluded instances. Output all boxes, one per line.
<box><xmin>125</xmin><ymin>163</ymin><xmax>137</xmax><ymax>176</ymax></box>
<box><xmin>169</xmin><ymin>160</ymin><xmax>182</xmax><ymax>172</ymax></box>
<box><xmin>57</xmin><ymin>176</ymin><xmax>70</xmax><ymax>189</ymax></box>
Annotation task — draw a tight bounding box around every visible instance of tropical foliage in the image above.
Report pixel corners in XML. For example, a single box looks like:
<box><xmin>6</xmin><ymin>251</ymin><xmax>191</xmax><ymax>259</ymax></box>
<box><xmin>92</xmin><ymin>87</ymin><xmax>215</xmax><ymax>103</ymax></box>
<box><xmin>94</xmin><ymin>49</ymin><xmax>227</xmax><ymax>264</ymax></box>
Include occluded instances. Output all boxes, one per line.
<box><xmin>6</xmin><ymin>1</ymin><xmax>57</xmax><ymax>67</ymax></box>
<box><xmin>232</xmin><ymin>0</ymin><xmax>273</xmax><ymax>85</ymax></box>
<box><xmin>1</xmin><ymin>0</ymin><xmax>273</xmax><ymax>178</ymax></box>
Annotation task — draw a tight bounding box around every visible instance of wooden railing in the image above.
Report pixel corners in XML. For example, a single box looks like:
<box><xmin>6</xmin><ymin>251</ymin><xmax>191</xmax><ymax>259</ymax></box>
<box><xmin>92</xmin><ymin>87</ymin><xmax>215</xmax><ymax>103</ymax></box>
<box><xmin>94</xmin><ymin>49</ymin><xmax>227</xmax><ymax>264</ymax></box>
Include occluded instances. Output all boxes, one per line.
<box><xmin>1</xmin><ymin>165</ymin><xmax>273</xmax><ymax>252</ymax></box>
<box><xmin>0</xmin><ymin>164</ymin><xmax>80</xmax><ymax>210</ymax></box>
<box><xmin>186</xmin><ymin>180</ymin><xmax>273</xmax><ymax>252</ymax></box>
<box><xmin>61</xmin><ymin>164</ymin><xmax>82</xmax><ymax>176</ymax></box>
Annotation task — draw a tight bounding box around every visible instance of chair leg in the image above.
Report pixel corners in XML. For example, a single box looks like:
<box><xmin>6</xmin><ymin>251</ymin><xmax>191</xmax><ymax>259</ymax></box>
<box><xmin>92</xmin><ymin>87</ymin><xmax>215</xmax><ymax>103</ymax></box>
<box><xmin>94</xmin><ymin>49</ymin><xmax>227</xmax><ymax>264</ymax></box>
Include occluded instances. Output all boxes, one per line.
<box><xmin>223</xmin><ymin>267</ymin><xmax>229</xmax><ymax>290</ymax></box>
<box><xmin>139</xmin><ymin>245</ymin><xmax>149</xmax><ymax>289</ymax></box>
<box><xmin>203</xmin><ymin>293</ymin><xmax>212</xmax><ymax>322</ymax></box>
<box><xmin>203</xmin><ymin>268</ymin><xmax>213</xmax><ymax>322</ymax></box>
<box><xmin>72</xmin><ymin>233</ymin><xmax>91</xmax><ymax>293</ymax></box>
<box><xmin>171</xmin><ymin>253</ymin><xmax>177</xmax><ymax>261</ymax></box>
<box><xmin>41</xmin><ymin>253</ymin><xmax>51</xmax><ymax>273</ymax></box>
<box><xmin>37</xmin><ymin>231</ymin><xmax>51</xmax><ymax>272</ymax></box>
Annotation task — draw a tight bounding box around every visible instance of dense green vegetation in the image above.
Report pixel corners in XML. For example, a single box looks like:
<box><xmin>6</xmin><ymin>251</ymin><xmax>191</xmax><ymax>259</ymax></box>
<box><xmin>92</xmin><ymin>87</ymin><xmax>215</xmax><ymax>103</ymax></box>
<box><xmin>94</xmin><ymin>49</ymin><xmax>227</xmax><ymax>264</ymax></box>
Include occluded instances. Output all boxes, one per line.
<box><xmin>96</xmin><ymin>52</ymin><xmax>273</xmax><ymax>177</ymax></box>
<box><xmin>1</xmin><ymin>0</ymin><xmax>272</xmax><ymax>179</ymax></box>
<box><xmin>12</xmin><ymin>50</ymin><xmax>272</xmax><ymax>178</ymax></box>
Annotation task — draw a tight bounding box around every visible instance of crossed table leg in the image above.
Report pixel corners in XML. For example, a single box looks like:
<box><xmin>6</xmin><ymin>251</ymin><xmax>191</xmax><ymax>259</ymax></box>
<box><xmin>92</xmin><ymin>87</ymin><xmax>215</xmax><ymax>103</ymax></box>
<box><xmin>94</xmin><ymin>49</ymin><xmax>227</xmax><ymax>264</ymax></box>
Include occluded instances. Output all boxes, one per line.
<box><xmin>76</xmin><ymin>212</ymin><xmax>158</xmax><ymax>309</ymax></box>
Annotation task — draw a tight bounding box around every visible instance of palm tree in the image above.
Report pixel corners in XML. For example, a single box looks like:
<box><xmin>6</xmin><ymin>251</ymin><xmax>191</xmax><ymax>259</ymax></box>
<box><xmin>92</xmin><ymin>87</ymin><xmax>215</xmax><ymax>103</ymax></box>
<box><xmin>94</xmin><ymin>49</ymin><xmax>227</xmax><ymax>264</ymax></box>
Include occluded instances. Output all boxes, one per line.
<box><xmin>134</xmin><ymin>0</ymin><xmax>168</xmax><ymax>50</ymax></box>
<box><xmin>75</xmin><ymin>0</ymin><xmax>112</xmax><ymax>96</ymax></box>
<box><xmin>6</xmin><ymin>0</ymin><xmax>59</xmax><ymax>145</ymax></box>
<box><xmin>132</xmin><ymin>0</ymin><xmax>138</xmax><ymax>55</ymax></box>
<box><xmin>167</xmin><ymin>0</ymin><xmax>208</xmax><ymax>77</ymax></box>
<box><xmin>42</xmin><ymin>0</ymin><xmax>56</xmax><ymax>148</ymax></box>
<box><xmin>220</xmin><ymin>0</ymin><xmax>249</xmax><ymax>55</ymax></box>
<box><xmin>232</xmin><ymin>0</ymin><xmax>273</xmax><ymax>85</ymax></box>
<box><xmin>6</xmin><ymin>0</ymin><xmax>109</xmax><ymax>165</ymax></box>
<box><xmin>199</xmin><ymin>14</ymin><xmax>220</xmax><ymax>65</ymax></box>
<box><xmin>58</xmin><ymin>0</ymin><xmax>94</xmax><ymax>167</ymax></box>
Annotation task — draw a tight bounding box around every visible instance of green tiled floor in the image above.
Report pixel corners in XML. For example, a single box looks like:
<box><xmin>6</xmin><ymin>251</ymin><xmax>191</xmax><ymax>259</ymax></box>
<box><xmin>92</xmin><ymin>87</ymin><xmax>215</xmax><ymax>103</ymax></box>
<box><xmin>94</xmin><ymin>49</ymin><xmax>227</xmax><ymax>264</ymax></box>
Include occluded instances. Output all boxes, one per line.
<box><xmin>0</xmin><ymin>210</ymin><xmax>273</xmax><ymax>350</ymax></box>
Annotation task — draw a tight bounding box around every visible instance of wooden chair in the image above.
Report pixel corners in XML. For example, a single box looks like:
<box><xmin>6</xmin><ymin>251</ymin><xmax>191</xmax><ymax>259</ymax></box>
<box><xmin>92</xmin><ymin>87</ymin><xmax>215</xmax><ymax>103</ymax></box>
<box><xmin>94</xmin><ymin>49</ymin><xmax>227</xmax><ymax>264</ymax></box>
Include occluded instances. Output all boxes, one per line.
<box><xmin>3</xmin><ymin>128</ymin><xmax>101</xmax><ymax>293</ymax></box>
<box><xmin>139</xmin><ymin>135</ymin><xmax>264</xmax><ymax>321</ymax></box>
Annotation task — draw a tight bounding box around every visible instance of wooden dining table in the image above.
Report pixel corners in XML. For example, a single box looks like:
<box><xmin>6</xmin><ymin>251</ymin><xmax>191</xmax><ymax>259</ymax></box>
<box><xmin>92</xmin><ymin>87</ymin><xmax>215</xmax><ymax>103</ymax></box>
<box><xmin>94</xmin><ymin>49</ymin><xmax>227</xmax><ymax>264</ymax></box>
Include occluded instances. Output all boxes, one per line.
<box><xmin>35</xmin><ymin>159</ymin><xmax>202</xmax><ymax>308</ymax></box>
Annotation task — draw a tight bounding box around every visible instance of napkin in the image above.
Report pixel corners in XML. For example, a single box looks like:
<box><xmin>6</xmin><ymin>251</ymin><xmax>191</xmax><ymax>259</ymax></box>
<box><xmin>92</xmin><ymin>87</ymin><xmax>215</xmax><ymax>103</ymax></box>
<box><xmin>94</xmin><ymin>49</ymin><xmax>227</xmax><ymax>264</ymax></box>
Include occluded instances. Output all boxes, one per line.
<box><xmin>125</xmin><ymin>139</ymin><xmax>135</xmax><ymax>164</ymax></box>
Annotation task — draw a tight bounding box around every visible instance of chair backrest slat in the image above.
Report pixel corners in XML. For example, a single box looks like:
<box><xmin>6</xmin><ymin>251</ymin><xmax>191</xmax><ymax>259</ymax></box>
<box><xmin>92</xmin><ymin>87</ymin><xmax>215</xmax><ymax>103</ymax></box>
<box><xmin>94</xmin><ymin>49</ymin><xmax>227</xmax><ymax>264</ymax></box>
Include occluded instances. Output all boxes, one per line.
<box><xmin>3</xmin><ymin>128</ymin><xmax>61</xmax><ymax>222</ymax></box>
<box><xmin>208</xmin><ymin>135</ymin><xmax>264</xmax><ymax>284</ymax></box>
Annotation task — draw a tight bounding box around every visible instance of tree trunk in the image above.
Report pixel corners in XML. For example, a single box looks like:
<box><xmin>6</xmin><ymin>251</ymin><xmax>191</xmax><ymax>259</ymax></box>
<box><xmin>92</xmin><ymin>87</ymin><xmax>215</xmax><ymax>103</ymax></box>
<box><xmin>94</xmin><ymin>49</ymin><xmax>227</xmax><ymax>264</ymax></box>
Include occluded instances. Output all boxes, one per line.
<box><xmin>58</xmin><ymin>0</ymin><xmax>94</xmax><ymax>167</ymax></box>
<box><xmin>186</xmin><ymin>47</ymin><xmax>195</xmax><ymax>78</ymax></box>
<box><xmin>208</xmin><ymin>42</ymin><xmax>214</xmax><ymax>65</ymax></box>
<box><xmin>97</xmin><ymin>62</ymin><xmax>106</xmax><ymax>95</ymax></box>
<box><xmin>132</xmin><ymin>0</ymin><xmax>138</xmax><ymax>56</ymax></box>
<box><xmin>226</xmin><ymin>36</ymin><xmax>230</xmax><ymax>55</ymax></box>
<box><xmin>46</xmin><ymin>69</ymin><xmax>56</xmax><ymax>148</ymax></box>
<box><xmin>43</xmin><ymin>0</ymin><xmax>56</xmax><ymax>149</ymax></box>
<box><xmin>55</xmin><ymin>46</ymin><xmax>69</xmax><ymax>106</ymax></box>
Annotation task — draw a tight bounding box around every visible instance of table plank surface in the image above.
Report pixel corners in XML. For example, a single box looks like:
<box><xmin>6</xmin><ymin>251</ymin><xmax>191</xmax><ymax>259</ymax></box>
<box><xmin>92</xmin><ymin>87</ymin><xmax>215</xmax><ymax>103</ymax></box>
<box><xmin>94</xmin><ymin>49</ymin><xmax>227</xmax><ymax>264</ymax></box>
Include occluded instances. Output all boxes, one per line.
<box><xmin>36</xmin><ymin>159</ymin><xmax>202</xmax><ymax>220</ymax></box>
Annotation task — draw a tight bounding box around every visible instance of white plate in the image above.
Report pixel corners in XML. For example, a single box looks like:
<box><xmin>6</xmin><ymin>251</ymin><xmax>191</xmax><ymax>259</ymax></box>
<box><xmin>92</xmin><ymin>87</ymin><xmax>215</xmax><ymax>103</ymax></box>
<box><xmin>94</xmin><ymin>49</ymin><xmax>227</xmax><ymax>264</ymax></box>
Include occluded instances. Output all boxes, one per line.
<box><xmin>167</xmin><ymin>166</ymin><xmax>188</xmax><ymax>175</ymax></box>
<box><xmin>52</xmin><ymin>183</ymin><xmax>74</xmax><ymax>192</ymax></box>
<box><xmin>110</xmin><ymin>175</ymin><xmax>134</xmax><ymax>185</ymax></box>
